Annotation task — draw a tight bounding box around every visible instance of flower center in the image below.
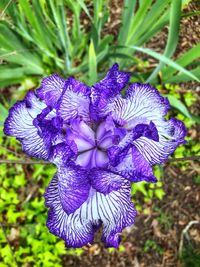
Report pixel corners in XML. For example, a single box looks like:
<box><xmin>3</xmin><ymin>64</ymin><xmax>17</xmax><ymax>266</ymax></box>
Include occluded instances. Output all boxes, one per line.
<box><xmin>67</xmin><ymin>120</ymin><xmax>113</xmax><ymax>168</ymax></box>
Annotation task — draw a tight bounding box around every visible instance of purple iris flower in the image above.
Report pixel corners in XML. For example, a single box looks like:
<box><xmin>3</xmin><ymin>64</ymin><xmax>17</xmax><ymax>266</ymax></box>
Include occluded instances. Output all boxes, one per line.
<box><xmin>4</xmin><ymin>64</ymin><xmax>186</xmax><ymax>248</ymax></box>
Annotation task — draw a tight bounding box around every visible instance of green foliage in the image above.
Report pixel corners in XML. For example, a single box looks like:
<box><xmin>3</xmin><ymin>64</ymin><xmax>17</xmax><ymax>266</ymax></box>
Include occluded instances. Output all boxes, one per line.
<box><xmin>193</xmin><ymin>175</ymin><xmax>200</xmax><ymax>185</ymax></box>
<box><xmin>0</xmin><ymin>0</ymin><xmax>199</xmax><ymax>89</ymax></box>
<box><xmin>132</xmin><ymin>165</ymin><xmax>165</xmax><ymax>212</ymax></box>
<box><xmin>0</xmin><ymin>137</ymin><xmax>83</xmax><ymax>266</ymax></box>
<box><xmin>154</xmin><ymin>208</ymin><xmax>173</xmax><ymax>231</ymax></box>
<box><xmin>143</xmin><ymin>239</ymin><xmax>164</xmax><ymax>255</ymax></box>
<box><xmin>181</xmin><ymin>243</ymin><xmax>200</xmax><ymax>267</ymax></box>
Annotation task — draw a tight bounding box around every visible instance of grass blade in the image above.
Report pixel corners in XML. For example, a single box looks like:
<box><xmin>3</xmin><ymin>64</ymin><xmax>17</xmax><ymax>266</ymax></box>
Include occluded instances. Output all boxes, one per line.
<box><xmin>165</xmin><ymin>66</ymin><xmax>200</xmax><ymax>83</ymax></box>
<box><xmin>121</xmin><ymin>45</ymin><xmax>200</xmax><ymax>82</ymax></box>
<box><xmin>166</xmin><ymin>94</ymin><xmax>200</xmax><ymax>124</ymax></box>
<box><xmin>118</xmin><ymin>0</ymin><xmax>136</xmax><ymax>45</ymax></box>
<box><xmin>162</xmin><ymin>43</ymin><xmax>200</xmax><ymax>80</ymax></box>
<box><xmin>127</xmin><ymin>0</ymin><xmax>153</xmax><ymax>44</ymax></box>
<box><xmin>88</xmin><ymin>40</ymin><xmax>97</xmax><ymax>85</ymax></box>
<box><xmin>147</xmin><ymin>0</ymin><xmax>182</xmax><ymax>82</ymax></box>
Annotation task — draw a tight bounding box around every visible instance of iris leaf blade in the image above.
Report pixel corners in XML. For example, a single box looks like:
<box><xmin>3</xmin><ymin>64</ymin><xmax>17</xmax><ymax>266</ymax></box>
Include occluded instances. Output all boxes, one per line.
<box><xmin>122</xmin><ymin>45</ymin><xmax>200</xmax><ymax>82</ymax></box>
<box><xmin>88</xmin><ymin>40</ymin><xmax>97</xmax><ymax>85</ymax></box>
<box><xmin>147</xmin><ymin>0</ymin><xmax>182</xmax><ymax>82</ymax></box>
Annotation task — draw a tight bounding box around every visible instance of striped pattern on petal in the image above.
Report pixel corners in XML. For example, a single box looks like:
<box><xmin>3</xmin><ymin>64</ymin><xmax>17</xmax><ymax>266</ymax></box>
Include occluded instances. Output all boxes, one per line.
<box><xmin>45</xmin><ymin>175</ymin><xmax>136</xmax><ymax>248</ymax></box>
<box><xmin>4</xmin><ymin>91</ymin><xmax>49</xmax><ymax>160</ymax></box>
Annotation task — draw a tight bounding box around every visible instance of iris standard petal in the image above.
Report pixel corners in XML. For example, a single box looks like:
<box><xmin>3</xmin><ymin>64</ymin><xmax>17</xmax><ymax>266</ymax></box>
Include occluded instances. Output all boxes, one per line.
<box><xmin>90</xmin><ymin>63</ymin><xmax>131</xmax><ymax>120</ymax></box>
<box><xmin>94</xmin><ymin>83</ymin><xmax>170</xmax><ymax>127</ymax></box>
<box><xmin>37</xmin><ymin>73</ymin><xmax>66</xmax><ymax>107</ymax></box>
<box><xmin>4</xmin><ymin>91</ymin><xmax>50</xmax><ymax>160</ymax></box>
<box><xmin>66</xmin><ymin>118</ymin><xmax>95</xmax><ymax>152</ymax></box>
<box><xmin>45</xmin><ymin>175</ymin><xmax>136</xmax><ymax>248</ymax></box>
<box><xmin>57</xmin><ymin>77</ymin><xmax>91</xmax><ymax>122</ymax></box>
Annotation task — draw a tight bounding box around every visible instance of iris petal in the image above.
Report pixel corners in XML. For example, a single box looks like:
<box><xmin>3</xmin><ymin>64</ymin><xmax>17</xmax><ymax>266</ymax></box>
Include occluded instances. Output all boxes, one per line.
<box><xmin>133</xmin><ymin>118</ymin><xmax>187</xmax><ymax>165</ymax></box>
<box><xmin>90</xmin><ymin>63</ymin><xmax>131</xmax><ymax>120</ymax></box>
<box><xmin>45</xmin><ymin>175</ymin><xmax>136</xmax><ymax>248</ymax></box>
<box><xmin>57</xmin><ymin>164</ymin><xmax>90</xmax><ymax>215</ymax></box>
<box><xmin>109</xmin><ymin>146</ymin><xmax>157</xmax><ymax>183</ymax></box>
<box><xmin>37</xmin><ymin>73</ymin><xmax>66</xmax><ymax>107</ymax></box>
<box><xmin>57</xmin><ymin>77</ymin><xmax>90</xmax><ymax>122</ymax></box>
<box><xmin>94</xmin><ymin>83</ymin><xmax>170</xmax><ymax>127</ymax></box>
<box><xmin>4</xmin><ymin>91</ymin><xmax>49</xmax><ymax>160</ymax></box>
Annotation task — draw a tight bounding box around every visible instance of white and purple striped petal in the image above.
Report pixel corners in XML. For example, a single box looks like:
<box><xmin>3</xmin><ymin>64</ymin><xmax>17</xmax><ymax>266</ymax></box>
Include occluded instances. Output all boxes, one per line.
<box><xmin>37</xmin><ymin>73</ymin><xmax>66</xmax><ymax>107</ymax></box>
<box><xmin>4</xmin><ymin>91</ymin><xmax>50</xmax><ymax>160</ymax></box>
<box><xmin>90</xmin><ymin>63</ymin><xmax>131</xmax><ymax>120</ymax></box>
<box><xmin>45</xmin><ymin>174</ymin><xmax>136</xmax><ymax>248</ymax></box>
<box><xmin>109</xmin><ymin>146</ymin><xmax>157</xmax><ymax>183</ymax></box>
<box><xmin>133</xmin><ymin>118</ymin><xmax>187</xmax><ymax>165</ymax></box>
<box><xmin>57</xmin><ymin>164</ymin><xmax>90</xmax><ymax>215</ymax></box>
<box><xmin>57</xmin><ymin>77</ymin><xmax>91</xmax><ymax>122</ymax></box>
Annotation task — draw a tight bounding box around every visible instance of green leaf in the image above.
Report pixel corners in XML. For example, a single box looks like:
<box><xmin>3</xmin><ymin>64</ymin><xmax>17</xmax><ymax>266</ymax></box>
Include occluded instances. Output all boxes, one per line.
<box><xmin>88</xmin><ymin>40</ymin><xmax>97</xmax><ymax>85</ymax></box>
<box><xmin>162</xmin><ymin>43</ymin><xmax>200</xmax><ymax>81</ymax></box>
<box><xmin>49</xmin><ymin>1</ymin><xmax>71</xmax><ymax>69</ymax></box>
<box><xmin>77</xmin><ymin>0</ymin><xmax>92</xmax><ymax>19</ymax></box>
<box><xmin>0</xmin><ymin>104</ymin><xmax>8</xmax><ymax>127</ymax></box>
<box><xmin>166</xmin><ymin>66</ymin><xmax>200</xmax><ymax>83</ymax></box>
<box><xmin>147</xmin><ymin>0</ymin><xmax>182</xmax><ymax>82</ymax></box>
<box><xmin>118</xmin><ymin>0</ymin><xmax>136</xmax><ymax>45</ymax></box>
<box><xmin>166</xmin><ymin>94</ymin><xmax>200</xmax><ymax>124</ymax></box>
<box><xmin>122</xmin><ymin>45</ymin><xmax>200</xmax><ymax>82</ymax></box>
<box><xmin>127</xmin><ymin>0</ymin><xmax>153</xmax><ymax>44</ymax></box>
<box><xmin>133</xmin><ymin>0</ymin><xmax>171</xmax><ymax>44</ymax></box>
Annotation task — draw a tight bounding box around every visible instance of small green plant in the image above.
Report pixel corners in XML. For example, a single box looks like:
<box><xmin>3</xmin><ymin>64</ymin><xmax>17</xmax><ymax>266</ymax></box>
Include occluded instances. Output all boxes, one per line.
<box><xmin>181</xmin><ymin>243</ymin><xmax>200</xmax><ymax>267</ymax></box>
<box><xmin>194</xmin><ymin>175</ymin><xmax>200</xmax><ymax>185</ymax></box>
<box><xmin>154</xmin><ymin>207</ymin><xmax>173</xmax><ymax>231</ymax></box>
<box><xmin>143</xmin><ymin>239</ymin><xmax>164</xmax><ymax>255</ymax></box>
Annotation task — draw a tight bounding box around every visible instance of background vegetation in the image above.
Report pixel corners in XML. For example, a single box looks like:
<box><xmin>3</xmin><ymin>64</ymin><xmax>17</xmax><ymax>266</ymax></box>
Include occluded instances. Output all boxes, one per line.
<box><xmin>0</xmin><ymin>0</ymin><xmax>199</xmax><ymax>266</ymax></box>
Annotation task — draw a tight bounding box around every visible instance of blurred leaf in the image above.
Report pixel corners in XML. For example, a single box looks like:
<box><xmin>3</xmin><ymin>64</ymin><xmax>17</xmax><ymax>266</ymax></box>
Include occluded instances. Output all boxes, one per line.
<box><xmin>0</xmin><ymin>104</ymin><xmax>8</xmax><ymax>127</ymax></box>
<box><xmin>118</xmin><ymin>0</ymin><xmax>136</xmax><ymax>45</ymax></box>
<box><xmin>123</xmin><ymin>45</ymin><xmax>200</xmax><ymax>82</ymax></box>
<box><xmin>127</xmin><ymin>0</ymin><xmax>153</xmax><ymax>44</ymax></box>
<box><xmin>166</xmin><ymin>94</ymin><xmax>200</xmax><ymax>124</ymax></box>
<box><xmin>77</xmin><ymin>0</ymin><xmax>92</xmax><ymax>19</ymax></box>
<box><xmin>147</xmin><ymin>0</ymin><xmax>182</xmax><ymax>82</ymax></box>
<box><xmin>162</xmin><ymin>43</ymin><xmax>200</xmax><ymax>81</ymax></box>
<box><xmin>88</xmin><ymin>40</ymin><xmax>97</xmax><ymax>85</ymax></box>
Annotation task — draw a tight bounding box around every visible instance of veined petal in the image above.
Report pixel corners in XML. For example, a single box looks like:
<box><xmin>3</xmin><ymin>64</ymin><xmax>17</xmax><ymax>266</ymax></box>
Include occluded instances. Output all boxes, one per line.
<box><xmin>95</xmin><ymin>83</ymin><xmax>170</xmax><ymax>127</ymax></box>
<box><xmin>108</xmin><ymin>121</ymin><xmax>159</xmax><ymax>167</ymax></box>
<box><xmin>109</xmin><ymin>146</ymin><xmax>157</xmax><ymax>183</ymax></box>
<box><xmin>57</xmin><ymin>77</ymin><xmax>91</xmax><ymax>122</ymax></box>
<box><xmin>45</xmin><ymin>175</ymin><xmax>136</xmax><ymax>248</ymax></box>
<box><xmin>90</xmin><ymin>169</ymin><xmax>123</xmax><ymax>194</ymax></box>
<box><xmin>90</xmin><ymin>63</ymin><xmax>131</xmax><ymax>120</ymax></box>
<box><xmin>49</xmin><ymin>142</ymin><xmax>77</xmax><ymax>165</ymax></box>
<box><xmin>37</xmin><ymin>74</ymin><xmax>66</xmax><ymax>107</ymax></box>
<box><xmin>57</xmin><ymin>164</ymin><xmax>90</xmax><ymax>215</ymax></box>
<box><xmin>34</xmin><ymin>115</ymin><xmax>64</xmax><ymax>147</ymax></box>
<box><xmin>133</xmin><ymin>118</ymin><xmax>187</xmax><ymax>165</ymax></box>
<box><xmin>4</xmin><ymin>91</ymin><xmax>49</xmax><ymax>160</ymax></box>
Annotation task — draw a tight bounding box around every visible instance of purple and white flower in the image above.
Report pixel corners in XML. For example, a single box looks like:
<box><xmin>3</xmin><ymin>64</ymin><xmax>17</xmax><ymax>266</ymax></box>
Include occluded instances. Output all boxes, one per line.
<box><xmin>4</xmin><ymin>64</ymin><xmax>186</xmax><ymax>248</ymax></box>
